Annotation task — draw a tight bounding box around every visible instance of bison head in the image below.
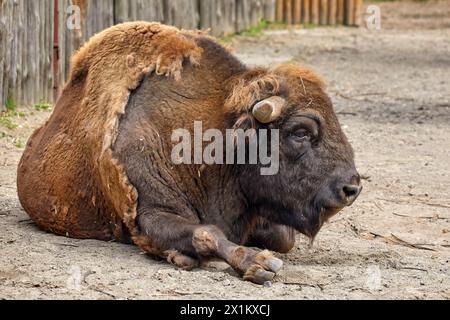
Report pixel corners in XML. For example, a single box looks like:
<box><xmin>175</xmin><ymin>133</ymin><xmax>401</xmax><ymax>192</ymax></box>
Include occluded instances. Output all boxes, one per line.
<box><xmin>227</xmin><ymin>64</ymin><xmax>362</xmax><ymax>241</ymax></box>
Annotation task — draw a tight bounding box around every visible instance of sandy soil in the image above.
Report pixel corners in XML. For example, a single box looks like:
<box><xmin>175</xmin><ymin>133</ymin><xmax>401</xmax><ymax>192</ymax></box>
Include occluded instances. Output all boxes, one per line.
<box><xmin>0</xmin><ymin>1</ymin><xmax>449</xmax><ymax>300</ymax></box>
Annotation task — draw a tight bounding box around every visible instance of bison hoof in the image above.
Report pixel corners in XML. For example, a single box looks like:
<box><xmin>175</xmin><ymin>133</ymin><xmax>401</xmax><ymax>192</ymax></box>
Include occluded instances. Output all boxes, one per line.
<box><xmin>240</xmin><ymin>250</ymin><xmax>283</xmax><ymax>285</ymax></box>
<box><xmin>166</xmin><ymin>250</ymin><xmax>200</xmax><ymax>271</ymax></box>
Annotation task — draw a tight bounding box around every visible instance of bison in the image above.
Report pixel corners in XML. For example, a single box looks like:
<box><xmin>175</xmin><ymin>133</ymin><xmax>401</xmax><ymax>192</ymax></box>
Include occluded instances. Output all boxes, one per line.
<box><xmin>17</xmin><ymin>22</ymin><xmax>361</xmax><ymax>284</ymax></box>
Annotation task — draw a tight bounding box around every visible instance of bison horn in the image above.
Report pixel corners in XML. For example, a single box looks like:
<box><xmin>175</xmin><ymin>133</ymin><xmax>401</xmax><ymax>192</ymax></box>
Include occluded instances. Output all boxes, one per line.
<box><xmin>252</xmin><ymin>96</ymin><xmax>285</xmax><ymax>124</ymax></box>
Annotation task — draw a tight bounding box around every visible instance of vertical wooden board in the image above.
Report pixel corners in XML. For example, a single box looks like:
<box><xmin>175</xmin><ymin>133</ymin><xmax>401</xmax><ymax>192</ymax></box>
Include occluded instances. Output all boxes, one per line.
<box><xmin>344</xmin><ymin>0</ymin><xmax>354</xmax><ymax>26</ymax></box>
<box><xmin>33</xmin><ymin>0</ymin><xmax>40</xmax><ymax>103</ymax></box>
<box><xmin>336</xmin><ymin>0</ymin><xmax>344</xmax><ymax>25</ymax></box>
<box><xmin>353</xmin><ymin>0</ymin><xmax>363</xmax><ymax>26</ymax></box>
<box><xmin>102</xmin><ymin>0</ymin><xmax>114</xmax><ymax>31</ymax></box>
<box><xmin>0</xmin><ymin>2</ymin><xmax>3</xmax><ymax>108</ymax></box>
<box><xmin>58</xmin><ymin>0</ymin><xmax>68</xmax><ymax>85</ymax></box>
<box><xmin>68</xmin><ymin>0</ymin><xmax>84</xmax><ymax>59</ymax></box>
<box><xmin>42</xmin><ymin>0</ymin><xmax>50</xmax><ymax>101</ymax></box>
<box><xmin>128</xmin><ymin>0</ymin><xmax>138</xmax><ymax>21</ymax></box>
<box><xmin>302</xmin><ymin>0</ymin><xmax>309</xmax><ymax>24</ymax></box>
<box><xmin>39</xmin><ymin>1</ymin><xmax>46</xmax><ymax>102</ymax></box>
<box><xmin>8</xmin><ymin>0</ymin><xmax>15</xmax><ymax>103</ymax></box>
<box><xmin>59</xmin><ymin>1</ymin><xmax>67</xmax><ymax>95</ymax></box>
<box><xmin>310</xmin><ymin>0</ymin><xmax>319</xmax><ymax>25</ymax></box>
<box><xmin>319</xmin><ymin>0</ymin><xmax>327</xmax><ymax>25</ymax></box>
<box><xmin>35</xmin><ymin>1</ymin><xmax>41</xmax><ymax>103</ymax></box>
<box><xmin>138</xmin><ymin>0</ymin><xmax>165</xmax><ymax>22</ymax></box>
<box><xmin>236</xmin><ymin>0</ymin><xmax>250</xmax><ymax>33</ymax></box>
<box><xmin>211</xmin><ymin>0</ymin><xmax>237</xmax><ymax>37</ymax></box>
<box><xmin>44</xmin><ymin>0</ymin><xmax>49</xmax><ymax>101</ymax></box>
<box><xmin>136</xmin><ymin>0</ymin><xmax>145</xmax><ymax>22</ymax></box>
<box><xmin>168</xmin><ymin>0</ymin><xmax>199</xmax><ymax>30</ymax></box>
<box><xmin>3</xmin><ymin>0</ymin><xmax>12</xmax><ymax>105</ymax></box>
<box><xmin>23</xmin><ymin>0</ymin><xmax>30</xmax><ymax>103</ymax></box>
<box><xmin>114</xmin><ymin>0</ymin><xmax>129</xmax><ymax>24</ymax></box>
<box><xmin>162</xmin><ymin>0</ymin><xmax>172</xmax><ymax>25</ymax></box>
<box><xmin>199</xmin><ymin>0</ymin><xmax>213</xmax><ymax>31</ymax></box>
<box><xmin>154</xmin><ymin>0</ymin><xmax>166</xmax><ymax>22</ymax></box>
<box><xmin>58</xmin><ymin>0</ymin><xmax>64</xmax><ymax>90</ymax></box>
<box><xmin>328</xmin><ymin>0</ymin><xmax>336</xmax><ymax>25</ymax></box>
<box><xmin>93</xmin><ymin>0</ymin><xmax>100</xmax><ymax>32</ymax></box>
<box><xmin>214</xmin><ymin>0</ymin><xmax>225</xmax><ymax>36</ymax></box>
<box><xmin>249</xmin><ymin>0</ymin><xmax>264</xmax><ymax>27</ymax></box>
<box><xmin>164</xmin><ymin>0</ymin><xmax>199</xmax><ymax>28</ymax></box>
<box><xmin>0</xmin><ymin>0</ymin><xmax>7</xmax><ymax>108</ymax></box>
<box><xmin>223</xmin><ymin>0</ymin><xmax>237</xmax><ymax>35</ymax></box>
<box><xmin>263</xmin><ymin>0</ymin><xmax>276</xmax><ymax>23</ymax></box>
<box><xmin>21</xmin><ymin>0</ymin><xmax>28</xmax><ymax>103</ymax></box>
<box><xmin>293</xmin><ymin>0</ymin><xmax>302</xmax><ymax>24</ymax></box>
<box><xmin>26</xmin><ymin>0</ymin><xmax>37</xmax><ymax>103</ymax></box>
<box><xmin>10</xmin><ymin>0</ymin><xmax>22</xmax><ymax>104</ymax></box>
<box><xmin>275</xmin><ymin>0</ymin><xmax>283</xmax><ymax>22</ymax></box>
<box><xmin>284</xmin><ymin>0</ymin><xmax>292</xmax><ymax>25</ymax></box>
<box><xmin>210</xmin><ymin>0</ymin><xmax>220</xmax><ymax>36</ymax></box>
<box><xmin>86</xmin><ymin>0</ymin><xmax>97</xmax><ymax>37</ymax></box>
<box><xmin>49</xmin><ymin>0</ymin><xmax>55</xmax><ymax>101</ymax></box>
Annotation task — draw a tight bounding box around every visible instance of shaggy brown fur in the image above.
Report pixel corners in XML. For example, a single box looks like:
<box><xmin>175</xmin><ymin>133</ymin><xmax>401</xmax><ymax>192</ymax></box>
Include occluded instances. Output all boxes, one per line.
<box><xmin>17</xmin><ymin>22</ymin><xmax>202</xmax><ymax>241</ymax></box>
<box><xmin>17</xmin><ymin>22</ymin><xmax>361</xmax><ymax>284</ymax></box>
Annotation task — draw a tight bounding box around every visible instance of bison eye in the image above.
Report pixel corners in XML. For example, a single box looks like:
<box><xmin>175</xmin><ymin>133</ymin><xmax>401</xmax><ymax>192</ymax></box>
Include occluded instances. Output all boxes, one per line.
<box><xmin>290</xmin><ymin>129</ymin><xmax>310</xmax><ymax>143</ymax></box>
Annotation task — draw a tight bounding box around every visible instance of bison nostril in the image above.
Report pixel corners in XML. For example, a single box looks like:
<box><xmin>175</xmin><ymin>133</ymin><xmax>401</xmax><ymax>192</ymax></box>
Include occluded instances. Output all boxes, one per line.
<box><xmin>342</xmin><ymin>184</ymin><xmax>362</xmax><ymax>205</ymax></box>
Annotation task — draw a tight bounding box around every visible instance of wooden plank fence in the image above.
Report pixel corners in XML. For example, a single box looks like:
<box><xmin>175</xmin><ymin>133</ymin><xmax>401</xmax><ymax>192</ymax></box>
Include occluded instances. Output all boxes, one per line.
<box><xmin>0</xmin><ymin>0</ymin><xmax>363</xmax><ymax>110</ymax></box>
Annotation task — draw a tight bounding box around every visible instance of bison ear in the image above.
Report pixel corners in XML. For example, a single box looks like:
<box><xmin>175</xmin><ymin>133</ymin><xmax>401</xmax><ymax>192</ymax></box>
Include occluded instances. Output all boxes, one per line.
<box><xmin>252</xmin><ymin>96</ymin><xmax>286</xmax><ymax>124</ymax></box>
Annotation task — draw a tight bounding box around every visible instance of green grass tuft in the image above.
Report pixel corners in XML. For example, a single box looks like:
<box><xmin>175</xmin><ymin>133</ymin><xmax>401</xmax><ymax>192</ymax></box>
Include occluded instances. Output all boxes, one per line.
<box><xmin>34</xmin><ymin>101</ymin><xmax>52</xmax><ymax>111</ymax></box>
<box><xmin>0</xmin><ymin>116</ymin><xmax>18</xmax><ymax>130</ymax></box>
<box><xmin>5</xmin><ymin>97</ymin><xmax>17</xmax><ymax>112</ymax></box>
<box><xmin>15</xmin><ymin>138</ymin><xmax>25</xmax><ymax>149</ymax></box>
<box><xmin>240</xmin><ymin>20</ymin><xmax>269</xmax><ymax>37</ymax></box>
<box><xmin>0</xmin><ymin>98</ymin><xmax>26</xmax><ymax>130</ymax></box>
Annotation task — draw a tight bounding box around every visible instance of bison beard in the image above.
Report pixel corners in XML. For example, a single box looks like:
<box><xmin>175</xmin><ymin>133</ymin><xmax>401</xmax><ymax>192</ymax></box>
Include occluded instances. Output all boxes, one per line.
<box><xmin>17</xmin><ymin>22</ymin><xmax>361</xmax><ymax>284</ymax></box>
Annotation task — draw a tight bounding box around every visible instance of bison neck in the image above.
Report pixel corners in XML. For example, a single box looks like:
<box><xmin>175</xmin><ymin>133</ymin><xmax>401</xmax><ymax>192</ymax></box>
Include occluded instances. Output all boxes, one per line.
<box><xmin>112</xmin><ymin>41</ymin><xmax>256</xmax><ymax>244</ymax></box>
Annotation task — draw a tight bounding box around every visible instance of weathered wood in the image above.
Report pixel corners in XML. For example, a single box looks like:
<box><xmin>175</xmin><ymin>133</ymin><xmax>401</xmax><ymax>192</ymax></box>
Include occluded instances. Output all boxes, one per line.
<box><xmin>302</xmin><ymin>0</ymin><xmax>310</xmax><ymax>24</ymax></box>
<box><xmin>252</xmin><ymin>0</ymin><xmax>265</xmax><ymax>27</ymax></box>
<box><xmin>344</xmin><ymin>0</ymin><xmax>354</xmax><ymax>26</ymax></box>
<box><xmin>263</xmin><ymin>0</ymin><xmax>276</xmax><ymax>23</ymax></box>
<box><xmin>200</xmin><ymin>0</ymin><xmax>237</xmax><ymax>36</ymax></box>
<box><xmin>236</xmin><ymin>0</ymin><xmax>250</xmax><ymax>32</ymax></box>
<box><xmin>0</xmin><ymin>0</ymin><xmax>360</xmax><ymax>110</ymax></box>
<box><xmin>0</xmin><ymin>32</ymin><xmax>3</xmax><ymax>108</ymax></box>
<box><xmin>276</xmin><ymin>0</ymin><xmax>284</xmax><ymax>22</ymax></box>
<box><xmin>328</xmin><ymin>0</ymin><xmax>336</xmax><ymax>25</ymax></box>
<box><xmin>284</xmin><ymin>0</ymin><xmax>292</xmax><ymax>25</ymax></box>
<box><xmin>336</xmin><ymin>0</ymin><xmax>344</xmax><ymax>25</ymax></box>
<box><xmin>319</xmin><ymin>0</ymin><xmax>327</xmax><ymax>25</ymax></box>
<box><xmin>354</xmin><ymin>0</ymin><xmax>363</xmax><ymax>26</ymax></box>
<box><xmin>293</xmin><ymin>0</ymin><xmax>302</xmax><ymax>24</ymax></box>
<box><xmin>2</xmin><ymin>0</ymin><xmax>12</xmax><ymax>107</ymax></box>
<box><xmin>310</xmin><ymin>0</ymin><xmax>319</xmax><ymax>25</ymax></box>
<box><xmin>164</xmin><ymin>0</ymin><xmax>199</xmax><ymax>30</ymax></box>
<box><xmin>0</xmin><ymin>0</ymin><xmax>6</xmax><ymax>108</ymax></box>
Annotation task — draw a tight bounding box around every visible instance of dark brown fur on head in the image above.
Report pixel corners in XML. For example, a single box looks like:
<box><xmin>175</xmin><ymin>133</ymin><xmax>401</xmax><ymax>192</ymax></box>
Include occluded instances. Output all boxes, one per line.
<box><xmin>222</xmin><ymin>62</ymin><xmax>358</xmax><ymax>239</ymax></box>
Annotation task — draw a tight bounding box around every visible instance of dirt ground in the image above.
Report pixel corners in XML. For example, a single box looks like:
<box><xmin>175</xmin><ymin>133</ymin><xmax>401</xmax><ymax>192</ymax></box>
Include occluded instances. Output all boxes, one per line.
<box><xmin>0</xmin><ymin>1</ymin><xmax>449</xmax><ymax>300</ymax></box>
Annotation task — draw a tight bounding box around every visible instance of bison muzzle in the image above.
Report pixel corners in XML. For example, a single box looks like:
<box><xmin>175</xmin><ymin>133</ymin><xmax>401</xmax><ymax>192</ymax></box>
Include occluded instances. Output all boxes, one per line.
<box><xmin>17</xmin><ymin>22</ymin><xmax>362</xmax><ymax>284</ymax></box>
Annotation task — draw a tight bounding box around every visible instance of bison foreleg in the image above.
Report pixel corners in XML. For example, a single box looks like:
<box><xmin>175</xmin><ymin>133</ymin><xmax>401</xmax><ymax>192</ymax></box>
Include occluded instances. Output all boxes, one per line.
<box><xmin>192</xmin><ymin>226</ymin><xmax>284</xmax><ymax>284</ymax></box>
<box><xmin>136</xmin><ymin>213</ymin><xmax>283</xmax><ymax>284</ymax></box>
